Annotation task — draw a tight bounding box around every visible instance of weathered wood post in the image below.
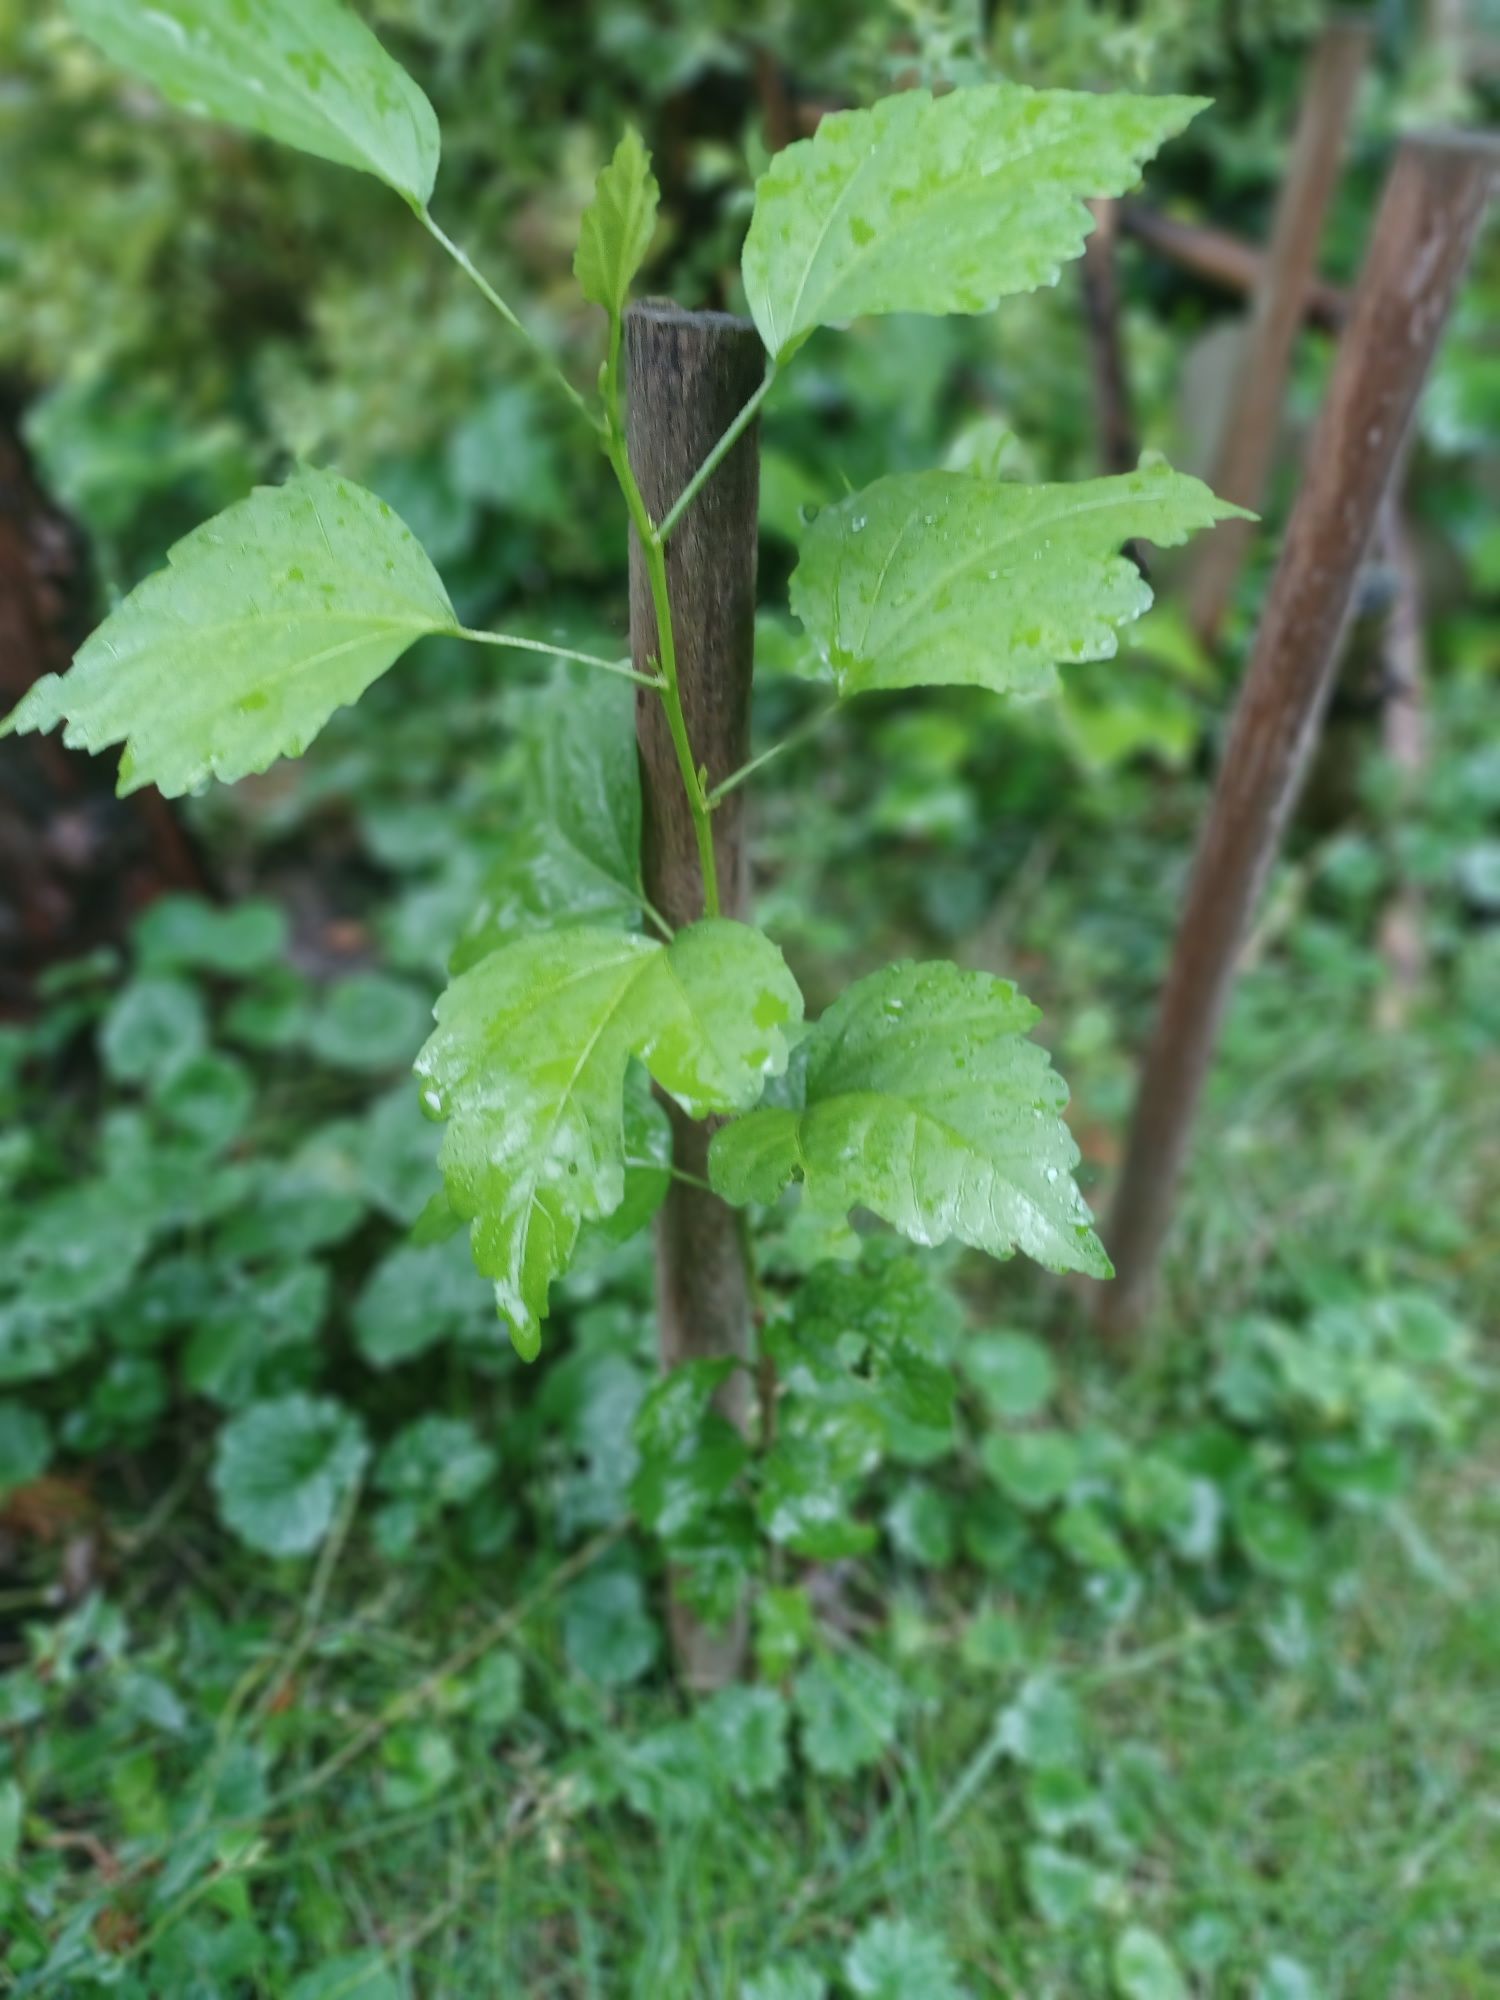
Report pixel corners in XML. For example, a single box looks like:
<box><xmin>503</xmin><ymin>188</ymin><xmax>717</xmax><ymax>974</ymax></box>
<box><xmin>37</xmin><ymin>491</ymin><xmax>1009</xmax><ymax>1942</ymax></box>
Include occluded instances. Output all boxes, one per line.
<box><xmin>1097</xmin><ymin>134</ymin><xmax>1497</xmax><ymax>1339</ymax></box>
<box><xmin>1186</xmin><ymin>18</ymin><xmax>1370</xmax><ymax>648</ymax></box>
<box><xmin>626</xmin><ymin>300</ymin><xmax>763</xmax><ymax>1687</ymax></box>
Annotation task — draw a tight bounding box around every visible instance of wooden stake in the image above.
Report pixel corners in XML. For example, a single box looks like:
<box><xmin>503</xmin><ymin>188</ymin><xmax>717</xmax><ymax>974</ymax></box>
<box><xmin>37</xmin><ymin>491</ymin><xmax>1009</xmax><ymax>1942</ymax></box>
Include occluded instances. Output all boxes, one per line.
<box><xmin>1097</xmin><ymin>133</ymin><xmax>1497</xmax><ymax>1339</ymax></box>
<box><xmin>626</xmin><ymin>300</ymin><xmax>763</xmax><ymax>1688</ymax></box>
<box><xmin>1186</xmin><ymin>19</ymin><xmax>1370</xmax><ymax>648</ymax></box>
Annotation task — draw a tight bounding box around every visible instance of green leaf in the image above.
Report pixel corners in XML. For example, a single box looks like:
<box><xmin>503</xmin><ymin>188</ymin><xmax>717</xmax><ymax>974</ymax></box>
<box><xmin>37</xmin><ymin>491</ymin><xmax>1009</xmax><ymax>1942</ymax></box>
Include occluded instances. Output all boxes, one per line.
<box><xmin>0</xmin><ymin>1401</ymin><xmax>52</xmax><ymax>1499</ymax></box>
<box><xmin>698</xmin><ymin>1685</ymin><xmax>789</xmax><ymax>1800</ymax></box>
<box><xmin>1233</xmin><ymin>1489</ymin><xmax>1317</xmax><ymax>1581</ymax></box>
<box><xmin>211</xmin><ymin>1393</ymin><xmax>368</xmax><ymax>1556</ymax></box>
<box><xmin>997</xmin><ymin>1675</ymin><xmax>1085</xmax><ymax>1769</ymax></box>
<box><xmin>794</xmin><ymin>1652</ymin><xmax>903</xmax><ymax>1778</ymax></box>
<box><xmin>67</xmin><ymin>0</ymin><xmax>440</xmax><ymax>207</ymax></box>
<box><xmin>307</xmin><ymin>972</ymin><xmax>431</xmax><ymax>1072</ymax></box>
<box><xmin>630</xmin><ymin>1358</ymin><xmax>747</xmax><ymax>1540</ymax></box>
<box><xmin>790</xmin><ymin>464</ymin><xmax>1241</xmax><ymax>700</ymax></box>
<box><xmin>844</xmin><ymin>1917</ymin><xmax>964</xmax><ymax>2000</ymax></box>
<box><xmin>710</xmin><ymin>959</ymin><xmax>1108</xmax><ymax>1279</ymax></box>
<box><xmin>744</xmin><ymin>1962</ymin><xmax>826</xmax><ymax>2000</ymax></box>
<box><xmin>451</xmin><ymin>669</ymin><xmax>642</xmax><ymax>972</ymax></box>
<box><xmin>376</xmin><ymin>1415</ymin><xmax>495</xmax><ymax>1509</ymax></box>
<box><xmin>2</xmin><ymin>469</ymin><xmax>456</xmax><ymax>797</ymax></box>
<box><xmin>960</xmin><ymin>1330</ymin><xmax>1057</xmax><ymax>1418</ymax></box>
<box><xmin>742</xmin><ymin>83</ymin><xmax>1205</xmax><ymax>360</ymax></box>
<box><xmin>134</xmin><ymin>894</ymin><xmax>288</xmax><ymax>975</ymax></box>
<box><xmin>352</xmin><ymin>1237</ymin><xmax>492</xmax><ymax>1370</ymax></box>
<box><xmin>288</xmin><ymin>1955</ymin><xmax>400</xmax><ymax>2000</ymax></box>
<box><xmin>417</xmin><ymin>920</ymin><xmax>802</xmax><ymax>1359</ymax></box>
<box><xmin>100</xmin><ymin>975</ymin><xmax>208</xmax><ymax>1087</ymax></box>
<box><xmin>575</xmin><ymin>126</ymin><xmax>659</xmax><ymax>315</ymax></box>
<box><xmin>982</xmin><ymin>1429</ymin><xmax>1081</xmax><ymax>1511</ymax></box>
<box><xmin>1113</xmin><ymin>1926</ymin><xmax>1190</xmax><ymax>2000</ymax></box>
<box><xmin>1025</xmin><ymin>1843</ymin><xmax>1107</xmax><ymax>1928</ymax></box>
<box><xmin>562</xmin><ymin>1564</ymin><xmax>659</xmax><ymax>1688</ymax></box>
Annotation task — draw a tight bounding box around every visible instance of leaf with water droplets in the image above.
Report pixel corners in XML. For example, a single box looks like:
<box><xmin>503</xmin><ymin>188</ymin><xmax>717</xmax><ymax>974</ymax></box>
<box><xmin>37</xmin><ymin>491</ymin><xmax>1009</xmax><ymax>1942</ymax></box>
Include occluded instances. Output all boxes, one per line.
<box><xmin>67</xmin><ymin>0</ymin><xmax>440</xmax><ymax>206</ymax></box>
<box><xmin>790</xmin><ymin>463</ymin><xmax>1245</xmax><ymax>699</ymax></box>
<box><xmin>1</xmin><ymin>469</ymin><xmax>456</xmax><ymax>796</ymax></box>
<box><xmin>742</xmin><ymin>83</ymin><xmax>1204</xmax><ymax>361</ymax></box>
<box><xmin>575</xmin><ymin>126</ymin><xmax>659</xmax><ymax>316</ymax></box>
<box><xmin>710</xmin><ymin>960</ymin><xmax>1109</xmax><ymax>1280</ymax></box>
<box><xmin>416</xmin><ymin>921</ymin><xmax>804</xmax><ymax>1358</ymax></box>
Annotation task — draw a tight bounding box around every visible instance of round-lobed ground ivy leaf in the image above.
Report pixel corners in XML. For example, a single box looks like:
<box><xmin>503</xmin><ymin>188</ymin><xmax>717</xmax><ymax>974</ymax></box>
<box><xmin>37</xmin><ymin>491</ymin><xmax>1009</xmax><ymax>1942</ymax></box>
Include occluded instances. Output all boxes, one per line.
<box><xmin>212</xmin><ymin>1393</ymin><xmax>368</xmax><ymax>1557</ymax></box>
<box><xmin>0</xmin><ymin>1401</ymin><xmax>53</xmax><ymax>1499</ymax></box>
<box><xmin>561</xmin><ymin>1564</ymin><xmax>659</xmax><ymax>1689</ymax></box>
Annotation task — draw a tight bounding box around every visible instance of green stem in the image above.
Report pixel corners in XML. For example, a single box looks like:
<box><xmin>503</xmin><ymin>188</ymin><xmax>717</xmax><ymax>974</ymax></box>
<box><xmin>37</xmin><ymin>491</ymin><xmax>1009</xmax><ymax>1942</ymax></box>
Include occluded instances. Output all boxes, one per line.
<box><xmin>656</xmin><ymin>365</ymin><xmax>777</xmax><ymax>544</ymax></box>
<box><xmin>707</xmin><ymin>697</ymin><xmax>842</xmax><ymax>808</ymax></box>
<box><xmin>417</xmin><ymin>208</ymin><xmax>602</xmax><ymax>436</ymax></box>
<box><xmin>454</xmin><ymin>627</ymin><xmax>659</xmax><ymax>687</ymax></box>
<box><xmin>601</xmin><ymin>318</ymin><xmax>721</xmax><ymax>918</ymax></box>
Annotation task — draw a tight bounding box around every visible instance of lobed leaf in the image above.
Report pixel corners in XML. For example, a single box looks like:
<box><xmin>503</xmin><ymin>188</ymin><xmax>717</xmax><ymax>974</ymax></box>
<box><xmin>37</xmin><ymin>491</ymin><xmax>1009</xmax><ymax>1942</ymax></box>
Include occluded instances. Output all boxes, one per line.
<box><xmin>791</xmin><ymin>462</ymin><xmax>1245</xmax><ymax>699</ymax></box>
<box><xmin>742</xmin><ymin>83</ymin><xmax>1205</xmax><ymax>360</ymax></box>
<box><xmin>710</xmin><ymin>960</ymin><xmax>1109</xmax><ymax>1279</ymax></box>
<box><xmin>416</xmin><ymin>921</ymin><xmax>803</xmax><ymax>1358</ymax></box>
<box><xmin>1</xmin><ymin>469</ymin><xmax>456</xmax><ymax>797</ymax></box>
<box><xmin>67</xmin><ymin>0</ymin><xmax>440</xmax><ymax>206</ymax></box>
<box><xmin>574</xmin><ymin>126</ymin><xmax>659</xmax><ymax>316</ymax></box>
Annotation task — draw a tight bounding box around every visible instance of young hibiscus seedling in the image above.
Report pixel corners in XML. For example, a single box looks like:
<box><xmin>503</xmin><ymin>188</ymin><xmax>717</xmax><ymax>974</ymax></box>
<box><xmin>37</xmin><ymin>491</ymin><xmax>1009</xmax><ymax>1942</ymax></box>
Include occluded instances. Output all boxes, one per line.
<box><xmin>3</xmin><ymin>0</ymin><xmax>1242</xmax><ymax>1664</ymax></box>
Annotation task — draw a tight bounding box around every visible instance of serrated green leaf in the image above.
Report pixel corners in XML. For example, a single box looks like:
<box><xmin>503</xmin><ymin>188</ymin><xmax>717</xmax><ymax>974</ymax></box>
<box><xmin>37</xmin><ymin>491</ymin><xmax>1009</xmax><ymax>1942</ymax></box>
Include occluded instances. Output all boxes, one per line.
<box><xmin>742</xmin><ymin>83</ymin><xmax>1205</xmax><ymax>360</ymax></box>
<box><xmin>575</xmin><ymin>126</ymin><xmax>659</xmax><ymax>315</ymax></box>
<box><xmin>2</xmin><ymin>469</ymin><xmax>456</xmax><ymax>797</ymax></box>
<box><xmin>710</xmin><ymin>960</ymin><xmax>1109</xmax><ymax>1279</ymax></box>
<box><xmin>67</xmin><ymin>0</ymin><xmax>440</xmax><ymax>206</ymax></box>
<box><xmin>452</xmin><ymin>669</ymin><xmax>642</xmax><ymax>972</ymax></box>
<box><xmin>211</xmin><ymin>1393</ymin><xmax>368</xmax><ymax>1556</ymax></box>
<box><xmin>417</xmin><ymin>921</ymin><xmax>802</xmax><ymax>1358</ymax></box>
<box><xmin>790</xmin><ymin>464</ymin><xmax>1242</xmax><ymax>699</ymax></box>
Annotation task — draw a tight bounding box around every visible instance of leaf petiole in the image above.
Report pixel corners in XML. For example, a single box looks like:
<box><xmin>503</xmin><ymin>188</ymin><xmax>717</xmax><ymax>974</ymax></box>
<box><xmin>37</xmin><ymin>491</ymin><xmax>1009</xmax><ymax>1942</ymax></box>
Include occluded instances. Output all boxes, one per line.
<box><xmin>454</xmin><ymin>627</ymin><xmax>660</xmax><ymax>687</ymax></box>
<box><xmin>417</xmin><ymin>208</ymin><xmax>603</xmax><ymax>435</ymax></box>
<box><xmin>657</xmin><ymin>365</ymin><xmax>778</xmax><ymax>544</ymax></box>
<box><xmin>708</xmin><ymin>698</ymin><xmax>842</xmax><ymax>807</ymax></box>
